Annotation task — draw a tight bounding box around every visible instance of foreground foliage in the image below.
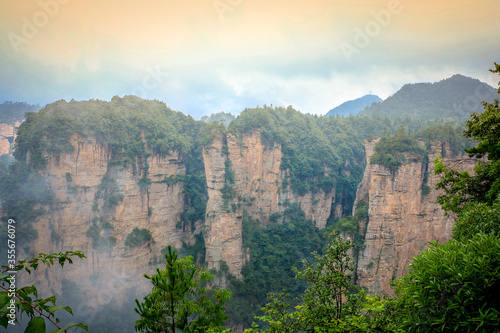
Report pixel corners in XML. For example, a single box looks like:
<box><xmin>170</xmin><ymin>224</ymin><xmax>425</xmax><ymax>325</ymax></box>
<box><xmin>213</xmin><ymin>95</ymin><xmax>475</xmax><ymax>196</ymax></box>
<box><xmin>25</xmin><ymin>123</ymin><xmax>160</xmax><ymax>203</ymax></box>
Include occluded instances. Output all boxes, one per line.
<box><xmin>245</xmin><ymin>235</ymin><xmax>398</xmax><ymax>333</ymax></box>
<box><xmin>435</xmin><ymin>63</ymin><xmax>500</xmax><ymax>214</ymax></box>
<box><xmin>0</xmin><ymin>251</ymin><xmax>87</xmax><ymax>332</ymax></box>
<box><xmin>390</xmin><ymin>63</ymin><xmax>500</xmax><ymax>333</ymax></box>
<box><xmin>393</xmin><ymin>234</ymin><xmax>500</xmax><ymax>332</ymax></box>
<box><xmin>134</xmin><ymin>245</ymin><xmax>232</xmax><ymax>332</ymax></box>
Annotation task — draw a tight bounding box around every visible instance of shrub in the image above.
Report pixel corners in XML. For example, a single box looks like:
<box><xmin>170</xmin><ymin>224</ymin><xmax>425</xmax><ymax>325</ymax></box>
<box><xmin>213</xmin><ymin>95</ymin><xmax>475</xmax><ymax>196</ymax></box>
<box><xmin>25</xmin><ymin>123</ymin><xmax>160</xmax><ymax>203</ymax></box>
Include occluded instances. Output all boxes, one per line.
<box><xmin>370</xmin><ymin>127</ymin><xmax>425</xmax><ymax>172</ymax></box>
<box><xmin>125</xmin><ymin>227</ymin><xmax>152</xmax><ymax>248</ymax></box>
<box><xmin>393</xmin><ymin>234</ymin><xmax>500</xmax><ymax>332</ymax></box>
<box><xmin>452</xmin><ymin>198</ymin><xmax>500</xmax><ymax>242</ymax></box>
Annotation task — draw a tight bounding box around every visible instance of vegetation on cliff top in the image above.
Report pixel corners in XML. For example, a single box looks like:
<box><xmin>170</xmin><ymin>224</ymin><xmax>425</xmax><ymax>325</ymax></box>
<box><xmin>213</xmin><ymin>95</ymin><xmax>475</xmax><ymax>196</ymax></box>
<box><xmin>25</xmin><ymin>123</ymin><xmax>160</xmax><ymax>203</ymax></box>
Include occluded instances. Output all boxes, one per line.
<box><xmin>14</xmin><ymin>96</ymin><xmax>206</xmax><ymax>170</ymax></box>
<box><xmin>390</xmin><ymin>63</ymin><xmax>500</xmax><ymax>332</ymax></box>
<box><xmin>370</xmin><ymin>127</ymin><xmax>426</xmax><ymax>172</ymax></box>
<box><xmin>0</xmin><ymin>101</ymin><xmax>40</xmax><ymax>123</ymax></box>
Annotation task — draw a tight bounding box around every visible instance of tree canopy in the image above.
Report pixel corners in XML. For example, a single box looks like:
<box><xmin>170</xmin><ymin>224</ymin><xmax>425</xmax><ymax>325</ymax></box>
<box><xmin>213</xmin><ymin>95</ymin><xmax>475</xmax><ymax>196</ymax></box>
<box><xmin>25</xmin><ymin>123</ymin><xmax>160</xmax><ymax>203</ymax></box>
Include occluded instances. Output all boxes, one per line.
<box><xmin>435</xmin><ymin>63</ymin><xmax>500</xmax><ymax>213</ymax></box>
<box><xmin>134</xmin><ymin>245</ymin><xmax>232</xmax><ymax>333</ymax></box>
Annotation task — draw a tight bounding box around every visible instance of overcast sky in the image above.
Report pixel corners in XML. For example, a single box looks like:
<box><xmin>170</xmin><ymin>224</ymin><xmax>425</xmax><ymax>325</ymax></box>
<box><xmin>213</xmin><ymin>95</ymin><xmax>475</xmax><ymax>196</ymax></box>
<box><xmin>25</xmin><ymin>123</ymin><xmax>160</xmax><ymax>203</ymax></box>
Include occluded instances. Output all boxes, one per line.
<box><xmin>1</xmin><ymin>0</ymin><xmax>499</xmax><ymax>118</ymax></box>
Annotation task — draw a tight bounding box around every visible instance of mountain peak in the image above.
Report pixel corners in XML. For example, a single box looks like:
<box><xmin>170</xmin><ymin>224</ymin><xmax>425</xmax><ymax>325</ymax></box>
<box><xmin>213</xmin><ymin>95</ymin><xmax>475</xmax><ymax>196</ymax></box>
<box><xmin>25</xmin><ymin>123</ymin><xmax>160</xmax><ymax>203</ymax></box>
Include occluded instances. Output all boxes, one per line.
<box><xmin>359</xmin><ymin>75</ymin><xmax>496</xmax><ymax>120</ymax></box>
<box><xmin>326</xmin><ymin>94</ymin><xmax>382</xmax><ymax>117</ymax></box>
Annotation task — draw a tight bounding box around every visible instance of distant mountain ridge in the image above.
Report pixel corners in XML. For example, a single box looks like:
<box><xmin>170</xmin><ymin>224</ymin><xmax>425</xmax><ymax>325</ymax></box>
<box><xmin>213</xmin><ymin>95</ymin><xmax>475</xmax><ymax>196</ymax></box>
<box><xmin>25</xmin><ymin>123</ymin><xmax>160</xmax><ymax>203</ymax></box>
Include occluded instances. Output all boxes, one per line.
<box><xmin>0</xmin><ymin>101</ymin><xmax>41</xmax><ymax>123</ymax></box>
<box><xmin>359</xmin><ymin>74</ymin><xmax>496</xmax><ymax>121</ymax></box>
<box><xmin>326</xmin><ymin>94</ymin><xmax>382</xmax><ymax>117</ymax></box>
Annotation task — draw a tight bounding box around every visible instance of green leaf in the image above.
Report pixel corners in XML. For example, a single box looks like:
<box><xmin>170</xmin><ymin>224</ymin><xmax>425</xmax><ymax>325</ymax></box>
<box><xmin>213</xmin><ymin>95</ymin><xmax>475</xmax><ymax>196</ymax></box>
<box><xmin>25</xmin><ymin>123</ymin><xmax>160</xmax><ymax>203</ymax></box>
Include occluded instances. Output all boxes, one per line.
<box><xmin>0</xmin><ymin>292</ymin><xmax>10</xmax><ymax>309</ymax></box>
<box><xmin>0</xmin><ymin>316</ymin><xmax>9</xmax><ymax>329</ymax></box>
<box><xmin>47</xmin><ymin>305</ymin><xmax>73</xmax><ymax>316</ymax></box>
<box><xmin>22</xmin><ymin>302</ymin><xmax>35</xmax><ymax>315</ymax></box>
<box><xmin>25</xmin><ymin>317</ymin><xmax>46</xmax><ymax>333</ymax></box>
<box><xmin>66</xmin><ymin>322</ymin><xmax>89</xmax><ymax>332</ymax></box>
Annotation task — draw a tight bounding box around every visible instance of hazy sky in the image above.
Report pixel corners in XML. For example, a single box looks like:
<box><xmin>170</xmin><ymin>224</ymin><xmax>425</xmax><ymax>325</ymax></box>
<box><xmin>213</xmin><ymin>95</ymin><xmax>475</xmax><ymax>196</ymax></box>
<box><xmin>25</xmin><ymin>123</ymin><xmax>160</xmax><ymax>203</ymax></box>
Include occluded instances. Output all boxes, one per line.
<box><xmin>1</xmin><ymin>0</ymin><xmax>499</xmax><ymax>118</ymax></box>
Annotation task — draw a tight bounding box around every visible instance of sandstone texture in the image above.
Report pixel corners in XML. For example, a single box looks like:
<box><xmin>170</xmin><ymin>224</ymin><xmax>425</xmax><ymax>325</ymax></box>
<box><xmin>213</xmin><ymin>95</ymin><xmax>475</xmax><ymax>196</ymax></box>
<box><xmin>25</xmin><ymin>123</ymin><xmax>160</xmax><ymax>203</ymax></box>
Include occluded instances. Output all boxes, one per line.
<box><xmin>22</xmin><ymin>130</ymin><xmax>339</xmax><ymax>307</ymax></box>
<box><xmin>202</xmin><ymin>131</ymin><xmax>337</xmax><ymax>275</ymax></box>
<box><xmin>0</xmin><ymin>121</ymin><xmax>22</xmax><ymax>156</ymax></box>
<box><xmin>354</xmin><ymin>140</ymin><xmax>478</xmax><ymax>295</ymax></box>
<box><xmin>22</xmin><ymin>134</ymin><xmax>196</xmax><ymax>310</ymax></box>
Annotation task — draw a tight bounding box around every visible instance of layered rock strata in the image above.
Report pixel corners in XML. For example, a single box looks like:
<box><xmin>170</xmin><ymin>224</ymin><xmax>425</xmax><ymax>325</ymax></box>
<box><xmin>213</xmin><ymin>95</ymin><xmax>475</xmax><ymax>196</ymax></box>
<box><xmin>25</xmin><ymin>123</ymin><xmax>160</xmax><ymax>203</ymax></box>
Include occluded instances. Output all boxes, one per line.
<box><xmin>22</xmin><ymin>134</ymin><xmax>196</xmax><ymax>308</ymax></box>
<box><xmin>202</xmin><ymin>131</ymin><xmax>337</xmax><ymax>275</ymax></box>
<box><xmin>354</xmin><ymin>140</ymin><xmax>478</xmax><ymax>295</ymax></box>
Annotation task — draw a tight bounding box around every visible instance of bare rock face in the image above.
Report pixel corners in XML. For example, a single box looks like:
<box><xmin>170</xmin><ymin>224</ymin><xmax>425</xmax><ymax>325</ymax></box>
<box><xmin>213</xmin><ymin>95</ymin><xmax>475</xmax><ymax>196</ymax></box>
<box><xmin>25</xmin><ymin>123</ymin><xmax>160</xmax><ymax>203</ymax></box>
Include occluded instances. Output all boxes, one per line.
<box><xmin>24</xmin><ymin>129</ymin><xmax>338</xmax><ymax>305</ymax></box>
<box><xmin>22</xmin><ymin>134</ymin><xmax>197</xmax><ymax>312</ymax></box>
<box><xmin>203</xmin><ymin>132</ymin><xmax>245</xmax><ymax>276</ymax></box>
<box><xmin>0</xmin><ymin>121</ymin><xmax>22</xmax><ymax>156</ymax></box>
<box><xmin>226</xmin><ymin>131</ymin><xmax>335</xmax><ymax>229</ymax></box>
<box><xmin>354</xmin><ymin>140</ymin><xmax>478</xmax><ymax>295</ymax></box>
<box><xmin>202</xmin><ymin>131</ymin><xmax>337</xmax><ymax>276</ymax></box>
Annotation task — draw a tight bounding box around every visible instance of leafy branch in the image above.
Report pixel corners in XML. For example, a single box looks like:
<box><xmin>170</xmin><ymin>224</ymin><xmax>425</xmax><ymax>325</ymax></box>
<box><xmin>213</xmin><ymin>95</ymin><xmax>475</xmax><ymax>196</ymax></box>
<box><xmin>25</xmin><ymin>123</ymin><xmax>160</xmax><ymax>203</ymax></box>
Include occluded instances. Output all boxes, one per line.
<box><xmin>0</xmin><ymin>251</ymin><xmax>88</xmax><ymax>333</ymax></box>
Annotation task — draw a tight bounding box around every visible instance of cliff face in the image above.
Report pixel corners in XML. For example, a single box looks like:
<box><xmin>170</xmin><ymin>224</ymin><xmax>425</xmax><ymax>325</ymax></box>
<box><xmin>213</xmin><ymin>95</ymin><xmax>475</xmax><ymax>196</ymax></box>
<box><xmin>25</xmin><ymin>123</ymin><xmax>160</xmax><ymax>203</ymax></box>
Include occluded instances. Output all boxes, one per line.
<box><xmin>0</xmin><ymin>121</ymin><xmax>22</xmax><ymax>156</ymax></box>
<box><xmin>203</xmin><ymin>132</ymin><xmax>245</xmax><ymax>276</ymax></box>
<box><xmin>202</xmin><ymin>130</ymin><xmax>337</xmax><ymax>275</ymax></box>
<box><xmin>354</xmin><ymin>140</ymin><xmax>477</xmax><ymax>295</ymax></box>
<box><xmin>23</xmin><ymin>130</ymin><xmax>338</xmax><ymax>309</ymax></box>
<box><xmin>23</xmin><ymin>134</ymin><xmax>197</xmax><ymax>310</ymax></box>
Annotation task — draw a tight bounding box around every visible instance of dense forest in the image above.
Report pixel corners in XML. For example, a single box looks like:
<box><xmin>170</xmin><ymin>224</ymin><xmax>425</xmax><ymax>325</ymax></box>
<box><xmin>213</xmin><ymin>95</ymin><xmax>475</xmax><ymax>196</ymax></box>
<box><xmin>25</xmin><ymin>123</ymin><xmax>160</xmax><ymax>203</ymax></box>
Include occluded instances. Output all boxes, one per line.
<box><xmin>0</xmin><ymin>102</ymin><xmax>40</xmax><ymax>123</ymax></box>
<box><xmin>1</xmin><ymin>66</ymin><xmax>499</xmax><ymax>332</ymax></box>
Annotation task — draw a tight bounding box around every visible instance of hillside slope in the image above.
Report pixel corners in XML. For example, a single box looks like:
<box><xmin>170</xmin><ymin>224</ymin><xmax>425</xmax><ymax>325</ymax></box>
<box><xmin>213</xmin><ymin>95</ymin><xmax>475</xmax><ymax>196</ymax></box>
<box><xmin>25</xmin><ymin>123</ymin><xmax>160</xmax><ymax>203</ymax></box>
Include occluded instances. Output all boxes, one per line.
<box><xmin>360</xmin><ymin>75</ymin><xmax>496</xmax><ymax>121</ymax></box>
<box><xmin>326</xmin><ymin>94</ymin><xmax>382</xmax><ymax>117</ymax></box>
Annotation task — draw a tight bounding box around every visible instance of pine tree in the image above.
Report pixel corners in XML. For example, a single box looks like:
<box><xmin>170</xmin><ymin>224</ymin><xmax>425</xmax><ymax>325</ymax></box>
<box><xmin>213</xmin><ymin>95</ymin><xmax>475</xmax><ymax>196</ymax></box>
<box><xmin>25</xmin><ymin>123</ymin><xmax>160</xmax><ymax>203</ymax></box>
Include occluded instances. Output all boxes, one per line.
<box><xmin>134</xmin><ymin>246</ymin><xmax>232</xmax><ymax>332</ymax></box>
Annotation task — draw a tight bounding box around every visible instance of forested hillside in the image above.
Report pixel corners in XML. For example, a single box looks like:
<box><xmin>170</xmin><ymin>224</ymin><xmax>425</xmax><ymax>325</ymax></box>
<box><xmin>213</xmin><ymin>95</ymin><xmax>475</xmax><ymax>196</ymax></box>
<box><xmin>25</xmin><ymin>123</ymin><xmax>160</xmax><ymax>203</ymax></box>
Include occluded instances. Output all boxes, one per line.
<box><xmin>1</xmin><ymin>70</ymin><xmax>498</xmax><ymax>332</ymax></box>
<box><xmin>0</xmin><ymin>101</ymin><xmax>40</xmax><ymax>123</ymax></box>
<box><xmin>360</xmin><ymin>74</ymin><xmax>496</xmax><ymax>121</ymax></box>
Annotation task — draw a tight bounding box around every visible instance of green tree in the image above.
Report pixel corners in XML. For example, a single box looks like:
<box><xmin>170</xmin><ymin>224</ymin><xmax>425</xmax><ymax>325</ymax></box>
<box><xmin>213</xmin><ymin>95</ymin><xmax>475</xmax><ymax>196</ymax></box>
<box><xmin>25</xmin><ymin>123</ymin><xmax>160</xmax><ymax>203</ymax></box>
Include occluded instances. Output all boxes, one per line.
<box><xmin>451</xmin><ymin>197</ymin><xmax>500</xmax><ymax>241</ymax></box>
<box><xmin>392</xmin><ymin>234</ymin><xmax>500</xmax><ymax>332</ymax></box>
<box><xmin>370</xmin><ymin>127</ymin><xmax>425</xmax><ymax>172</ymax></box>
<box><xmin>292</xmin><ymin>235</ymin><xmax>360</xmax><ymax>331</ymax></box>
<box><xmin>435</xmin><ymin>63</ymin><xmax>500</xmax><ymax>214</ymax></box>
<box><xmin>134</xmin><ymin>245</ymin><xmax>232</xmax><ymax>333</ymax></box>
<box><xmin>0</xmin><ymin>250</ymin><xmax>88</xmax><ymax>332</ymax></box>
<box><xmin>246</xmin><ymin>235</ymin><xmax>398</xmax><ymax>333</ymax></box>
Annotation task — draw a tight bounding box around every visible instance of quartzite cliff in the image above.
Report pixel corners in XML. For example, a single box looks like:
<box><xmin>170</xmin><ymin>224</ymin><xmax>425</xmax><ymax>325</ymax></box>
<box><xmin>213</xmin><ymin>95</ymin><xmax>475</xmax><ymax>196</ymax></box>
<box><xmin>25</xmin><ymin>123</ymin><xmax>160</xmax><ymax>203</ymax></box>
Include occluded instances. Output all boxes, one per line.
<box><xmin>8</xmin><ymin>128</ymin><xmax>478</xmax><ymax>314</ymax></box>
<box><xmin>18</xmin><ymin>130</ymin><xmax>339</xmax><ymax>310</ymax></box>
<box><xmin>354</xmin><ymin>139</ymin><xmax>478</xmax><ymax>295</ymax></box>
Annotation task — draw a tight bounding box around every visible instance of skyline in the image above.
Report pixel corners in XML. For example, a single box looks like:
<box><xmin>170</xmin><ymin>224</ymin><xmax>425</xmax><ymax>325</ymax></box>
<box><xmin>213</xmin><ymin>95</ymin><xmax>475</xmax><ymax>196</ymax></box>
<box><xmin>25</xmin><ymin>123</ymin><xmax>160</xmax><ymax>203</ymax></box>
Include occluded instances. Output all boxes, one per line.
<box><xmin>1</xmin><ymin>0</ymin><xmax>499</xmax><ymax>118</ymax></box>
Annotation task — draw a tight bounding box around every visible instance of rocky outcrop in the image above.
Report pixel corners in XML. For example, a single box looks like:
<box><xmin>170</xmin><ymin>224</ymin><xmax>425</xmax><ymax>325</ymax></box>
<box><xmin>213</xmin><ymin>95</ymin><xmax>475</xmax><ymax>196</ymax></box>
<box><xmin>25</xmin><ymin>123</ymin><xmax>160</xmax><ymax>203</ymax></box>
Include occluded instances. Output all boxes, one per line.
<box><xmin>202</xmin><ymin>131</ymin><xmax>337</xmax><ymax>275</ymax></box>
<box><xmin>354</xmin><ymin>140</ymin><xmax>478</xmax><ymax>295</ymax></box>
<box><xmin>22</xmin><ymin>134</ymin><xmax>197</xmax><ymax>310</ymax></box>
<box><xmin>226</xmin><ymin>131</ymin><xmax>335</xmax><ymax>229</ymax></box>
<box><xmin>203</xmin><ymin>132</ymin><xmax>245</xmax><ymax>276</ymax></box>
<box><xmin>23</xmin><ymin>130</ymin><xmax>339</xmax><ymax>308</ymax></box>
<box><xmin>0</xmin><ymin>121</ymin><xmax>22</xmax><ymax>156</ymax></box>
